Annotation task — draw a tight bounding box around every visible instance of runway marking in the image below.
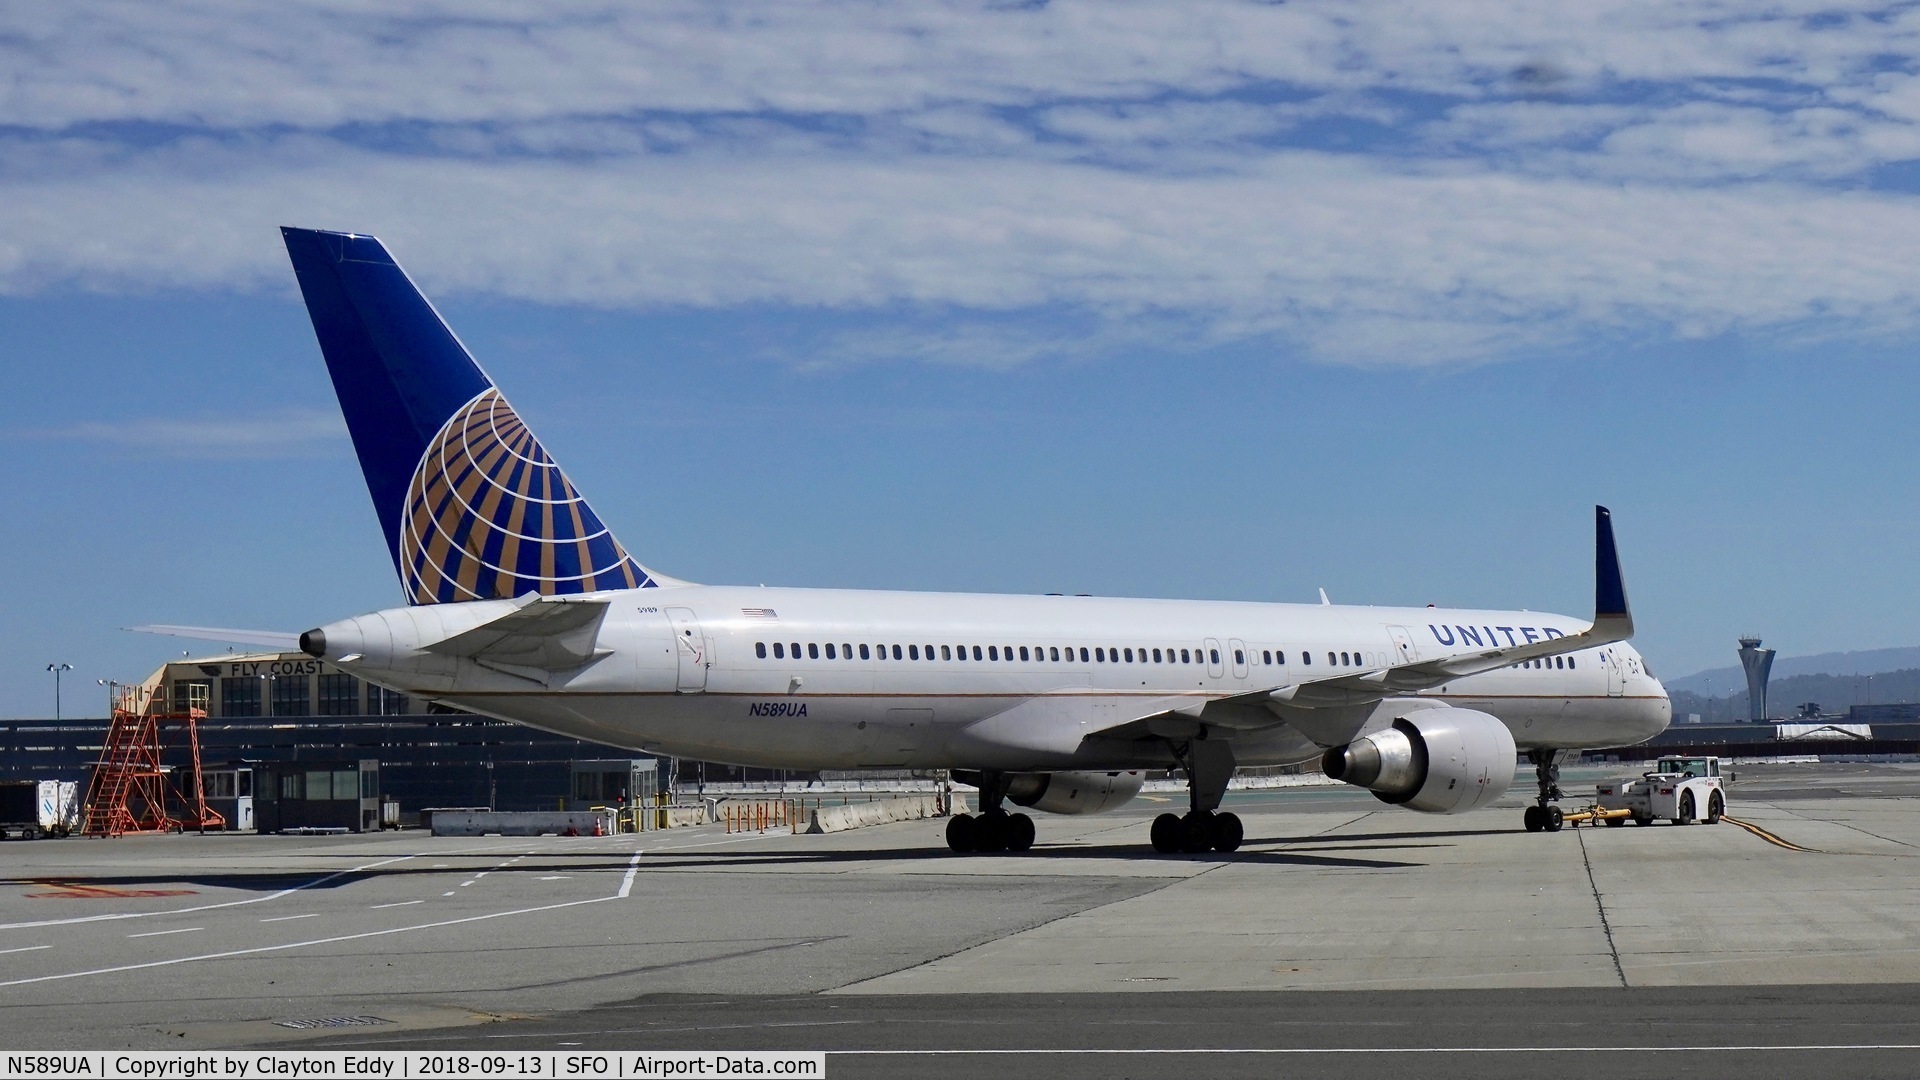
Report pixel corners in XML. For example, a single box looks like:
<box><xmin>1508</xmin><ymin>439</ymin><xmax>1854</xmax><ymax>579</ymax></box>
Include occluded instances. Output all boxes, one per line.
<box><xmin>443</xmin><ymin>891</ymin><xmax>456</xmax><ymax>897</ymax></box>
<box><xmin>0</xmin><ymin>855</ymin><xmax>417</xmax><ymax>931</ymax></box>
<box><xmin>127</xmin><ymin>927</ymin><xmax>202</xmax><ymax>938</ymax></box>
<box><xmin>371</xmin><ymin>900</ymin><xmax>424</xmax><ymax>909</ymax></box>
<box><xmin>260</xmin><ymin>914</ymin><xmax>319</xmax><ymax>923</ymax></box>
<box><xmin>539</xmin><ymin>876</ymin><xmax>571</xmax><ymax>881</ymax></box>
<box><xmin>0</xmin><ymin>945</ymin><xmax>52</xmax><ymax>955</ymax></box>
<box><xmin>1722</xmin><ymin>816</ymin><xmax>1820</xmax><ymax>853</ymax></box>
<box><xmin>836</xmin><ymin>1045</ymin><xmax>1920</xmax><ymax>1057</ymax></box>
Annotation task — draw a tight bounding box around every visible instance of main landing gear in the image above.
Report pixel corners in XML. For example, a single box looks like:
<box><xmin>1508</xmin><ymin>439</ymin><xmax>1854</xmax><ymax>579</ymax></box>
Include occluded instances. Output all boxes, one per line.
<box><xmin>945</xmin><ymin>771</ymin><xmax>1035</xmax><ymax>854</ymax></box>
<box><xmin>1149</xmin><ymin>736</ymin><xmax>1244</xmax><ymax>854</ymax></box>
<box><xmin>1521</xmin><ymin>749</ymin><xmax>1566</xmax><ymax>833</ymax></box>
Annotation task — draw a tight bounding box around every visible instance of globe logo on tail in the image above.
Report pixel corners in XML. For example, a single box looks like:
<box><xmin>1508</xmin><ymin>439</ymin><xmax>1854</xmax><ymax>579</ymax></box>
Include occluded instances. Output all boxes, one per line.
<box><xmin>399</xmin><ymin>389</ymin><xmax>652</xmax><ymax>604</ymax></box>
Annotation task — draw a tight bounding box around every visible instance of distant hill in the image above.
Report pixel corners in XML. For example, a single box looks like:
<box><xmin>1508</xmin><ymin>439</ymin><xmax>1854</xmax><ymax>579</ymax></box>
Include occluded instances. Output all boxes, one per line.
<box><xmin>1669</xmin><ymin>667</ymin><xmax>1920</xmax><ymax>723</ymax></box>
<box><xmin>1664</xmin><ymin>645</ymin><xmax>1920</xmax><ymax>697</ymax></box>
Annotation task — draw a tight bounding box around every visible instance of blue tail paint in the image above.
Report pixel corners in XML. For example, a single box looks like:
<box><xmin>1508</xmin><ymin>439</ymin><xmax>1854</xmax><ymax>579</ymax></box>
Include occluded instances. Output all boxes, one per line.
<box><xmin>282</xmin><ymin>227</ymin><xmax>655</xmax><ymax>604</ymax></box>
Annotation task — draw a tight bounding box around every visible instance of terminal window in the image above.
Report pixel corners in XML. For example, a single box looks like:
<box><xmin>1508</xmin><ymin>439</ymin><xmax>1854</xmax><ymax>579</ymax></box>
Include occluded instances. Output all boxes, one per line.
<box><xmin>172</xmin><ymin>679</ymin><xmax>212</xmax><ymax>715</ymax></box>
<box><xmin>317</xmin><ymin>673</ymin><xmax>361</xmax><ymax>716</ymax></box>
<box><xmin>221</xmin><ymin>677</ymin><xmax>262</xmax><ymax>718</ymax></box>
<box><xmin>370</xmin><ymin>686</ymin><xmax>409</xmax><ymax>716</ymax></box>
<box><xmin>270</xmin><ymin>676</ymin><xmax>311</xmax><ymax>717</ymax></box>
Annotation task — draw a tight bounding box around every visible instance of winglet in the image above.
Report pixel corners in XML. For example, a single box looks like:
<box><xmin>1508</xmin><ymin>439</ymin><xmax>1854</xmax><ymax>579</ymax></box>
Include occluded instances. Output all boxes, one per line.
<box><xmin>1595</xmin><ymin>505</ymin><xmax>1631</xmax><ymax>628</ymax></box>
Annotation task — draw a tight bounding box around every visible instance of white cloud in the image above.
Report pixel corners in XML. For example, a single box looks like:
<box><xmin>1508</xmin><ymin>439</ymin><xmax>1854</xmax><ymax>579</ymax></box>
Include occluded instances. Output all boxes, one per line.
<box><xmin>15</xmin><ymin>409</ymin><xmax>348</xmax><ymax>457</ymax></box>
<box><xmin>3</xmin><ymin>1</ymin><xmax>1920</xmax><ymax>367</ymax></box>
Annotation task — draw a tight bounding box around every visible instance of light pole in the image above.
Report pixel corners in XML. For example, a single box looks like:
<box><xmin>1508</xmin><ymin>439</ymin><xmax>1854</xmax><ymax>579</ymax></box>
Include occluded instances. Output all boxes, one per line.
<box><xmin>45</xmin><ymin>663</ymin><xmax>71</xmax><ymax>721</ymax></box>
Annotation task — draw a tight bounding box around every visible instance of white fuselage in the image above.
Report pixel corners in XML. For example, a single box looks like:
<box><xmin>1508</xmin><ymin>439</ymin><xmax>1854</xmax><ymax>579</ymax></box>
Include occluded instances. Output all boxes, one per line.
<box><xmin>315</xmin><ymin>584</ymin><xmax>1671</xmax><ymax>771</ymax></box>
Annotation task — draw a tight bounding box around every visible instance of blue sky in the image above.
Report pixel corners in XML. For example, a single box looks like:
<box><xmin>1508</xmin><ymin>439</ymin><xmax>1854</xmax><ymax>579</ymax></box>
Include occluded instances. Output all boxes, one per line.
<box><xmin>6</xmin><ymin>1</ymin><xmax>1920</xmax><ymax>717</ymax></box>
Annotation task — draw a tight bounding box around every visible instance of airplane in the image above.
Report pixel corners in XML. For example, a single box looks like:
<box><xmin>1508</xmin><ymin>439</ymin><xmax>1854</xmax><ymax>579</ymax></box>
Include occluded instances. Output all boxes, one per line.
<box><xmin>155</xmin><ymin>226</ymin><xmax>1673</xmax><ymax>855</ymax></box>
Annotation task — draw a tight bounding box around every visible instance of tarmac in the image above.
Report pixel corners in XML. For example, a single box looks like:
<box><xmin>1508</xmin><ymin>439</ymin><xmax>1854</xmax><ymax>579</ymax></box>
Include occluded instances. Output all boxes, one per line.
<box><xmin>1</xmin><ymin>760</ymin><xmax>1918</xmax><ymax>1078</ymax></box>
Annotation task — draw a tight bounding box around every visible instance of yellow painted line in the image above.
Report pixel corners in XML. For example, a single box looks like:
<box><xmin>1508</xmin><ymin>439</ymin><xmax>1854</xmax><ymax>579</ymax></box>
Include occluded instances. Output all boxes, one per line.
<box><xmin>1721</xmin><ymin>816</ymin><xmax>1819</xmax><ymax>853</ymax></box>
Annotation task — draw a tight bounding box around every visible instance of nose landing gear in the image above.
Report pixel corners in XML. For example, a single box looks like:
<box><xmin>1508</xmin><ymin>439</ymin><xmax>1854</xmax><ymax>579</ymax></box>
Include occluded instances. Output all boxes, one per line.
<box><xmin>1522</xmin><ymin>749</ymin><xmax>1567</xmax><ymax>832</ymax></box>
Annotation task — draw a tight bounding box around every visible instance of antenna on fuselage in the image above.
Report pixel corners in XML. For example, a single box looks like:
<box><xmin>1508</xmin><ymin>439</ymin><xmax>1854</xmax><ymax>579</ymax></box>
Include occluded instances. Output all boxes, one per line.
<box><xmin>1318</xmin><ymin>588</ymin><xmax>1332</xmax><ymax>605</ymax></box>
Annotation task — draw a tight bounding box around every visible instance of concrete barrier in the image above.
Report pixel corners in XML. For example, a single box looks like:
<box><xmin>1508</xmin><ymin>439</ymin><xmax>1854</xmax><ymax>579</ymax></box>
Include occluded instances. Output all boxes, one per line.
<box><xmin>430</xmin><ymin>811</ymin><xmax>610</xmax><ymax>837</ymax></box>
<box><xmin>805</xmin><ymin>794</ymin><xmax>947</xmax><ymax>834</ymax></box>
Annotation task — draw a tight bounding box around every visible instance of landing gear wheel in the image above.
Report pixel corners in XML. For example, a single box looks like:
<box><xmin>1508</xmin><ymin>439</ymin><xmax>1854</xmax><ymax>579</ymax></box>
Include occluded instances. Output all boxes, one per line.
<box><xmin>974</xmin><ymin>812</ymin><xmax>1009</xmax><ymax>852</ymax></box>
<box><xmin>1674</xmin><ymin>791</ymin><xmax>1695</xmax><ymax>826</ymax></box>
<box><xmin>1212</xmin><ymin>812</ymin><xmax>1244</xmax><ymax>852</ymax></box>
<box><xmin>1007</xmin><ymin>812</ymin><xmax>1036</xmax><ymax>852</ymax></box>
<box><xmin>1706</xmin><ymin>793</ymin><xmax>1724</xmax><ymax>825</ymax></box>
<box><xmin>1544</xmin><ymin>806</ymin><xmax>1564</xmax><ymax>833</ymax></box>
<box><xmin>1523</xmin><ymin>805</ymin><xmax>1544</xmax><ymax>832</ymax></box>
<box><xmin>1150</xmin><ymin>813</ymin><xmax>1183</xmax><ymax>854</ymax></box>
<box><xmin>945</xmin><ymin>813</ymin><xmax>976</xmax><ymax>853</ymax></box>
<box><xmin>1180</xmin><ymin>810</ymin><xmax>1216</xmax><ymax>853</ymax></box>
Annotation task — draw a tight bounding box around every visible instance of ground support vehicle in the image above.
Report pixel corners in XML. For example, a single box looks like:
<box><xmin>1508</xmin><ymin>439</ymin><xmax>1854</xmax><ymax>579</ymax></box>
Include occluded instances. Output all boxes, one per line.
<box><xmin>1596</xmin><ymin>756</ymin><xmax>1726</xmax><ymax>826</ymax></box>
<box><xmin>0</xmin><ymin>780</ymin><xmax>78</xmax><ymax>839</ymax></box>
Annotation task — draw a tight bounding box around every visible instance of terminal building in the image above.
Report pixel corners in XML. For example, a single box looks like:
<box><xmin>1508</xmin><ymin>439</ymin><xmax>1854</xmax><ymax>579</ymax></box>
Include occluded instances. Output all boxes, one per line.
<box><xmin>0</xmin><ymin>652</ymin><xmax>796</xmax><ymax>818</ymax></box>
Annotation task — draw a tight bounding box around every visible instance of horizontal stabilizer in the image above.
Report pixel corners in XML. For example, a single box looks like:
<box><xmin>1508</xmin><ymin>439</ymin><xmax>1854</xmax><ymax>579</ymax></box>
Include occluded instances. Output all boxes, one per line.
<box><xmin>423</xmin><ymin>594</ymin><xmax>611</xmax><ymax>673</ymax></box>
<box><xmin>128</xmin><ymin>625</ymin><xmax>302</xmax><ymax>651</ymax></box>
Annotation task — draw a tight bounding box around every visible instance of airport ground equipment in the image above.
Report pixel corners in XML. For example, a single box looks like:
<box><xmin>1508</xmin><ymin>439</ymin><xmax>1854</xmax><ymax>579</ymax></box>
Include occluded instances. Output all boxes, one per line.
<box><xmin>0</xmin><ymin>780</ymin><xmax>78</xmax><ymax>839</ymax></box>
<box><xmin>1596</xmin><ymin>756</ymin><xmax>1727</xmax><ymax>826</ymax></box>
<box><xmin>81</xmin><ymin>682</ymin><xmax>224</xmax><ymax>837</ymax></box>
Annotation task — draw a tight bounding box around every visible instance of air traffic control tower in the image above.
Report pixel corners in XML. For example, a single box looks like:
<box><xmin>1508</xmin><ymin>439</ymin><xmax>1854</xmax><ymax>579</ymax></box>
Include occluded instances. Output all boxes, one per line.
<box><xmin>1739</xmin><ymin>636</ymin><xmax>1776</xmax><ymax>722</ymax></box>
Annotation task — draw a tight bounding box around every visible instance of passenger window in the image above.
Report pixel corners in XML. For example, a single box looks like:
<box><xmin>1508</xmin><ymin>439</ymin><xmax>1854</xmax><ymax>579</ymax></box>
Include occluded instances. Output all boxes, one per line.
<box><xmin>1079</xmin><ymin>647</ymin><xmax>1090</xmax><ymax>662</ymax></box>
<box><xmin>1210</xmin><ymin>649</ymin><xmax>1220</xmax><ymax>664</ymax></box>
<box><xmin>1151</xmin><ymin>648</ymin><xmax>1161</xmax><ymax>663</ymax></box>
<box><xmin>756</xmin><ymin>642</ymin><xmax>767</xmax><ymax>659</ymax></box>
<box><xmin>843</xmin><ymin>643</ymin><xmax>852</xmax><ymax>658</ymax></box>
<box><xmin>924</xmin><ymin>644</ymin><xmax>934</xmax><ymax>659</ymax></box>
<box><xmin>1050</xmin><ymin>647</ymin><xmax>1061</xmax><ymax>661</ymax></box>
<box><xmin>773</xmin><ymin>642</ymin><xmax>784</xmax><ymax>659</ymax></box>
<box><xmin>973</xmin><ymin>645</ymin><xmax>983</xmax><ymax>660</ymax></box>
<box><xmin>1095</xmin><ymin>648</ymin><xmax>1105</xmax><ymax>662</ymax></box>
<box><xmin>1262</xmin><ymin>650</ymin><xmax>1271</xmax><ymax>665</ymax></box>
<box><xmin>1277</xmin><ymin>651</ymin><xmax>1287</xmax><ymax>665</ymax></box>
<box><xmin>892</xmin><ymin>644</ymin><xmax>903</xmax><ymax>660</ymax></box>
<box><xmin>825</xmin><ymin>643</ymin><xmax>836</xmax><ymax>659</ymax></box>
<box><xmin>989</xmin><ymin>646</ymin><xmax>999</xmax><ymax>661</ymax></box>
<box><xmin>791</xmin><ymin>642</ymin><xmax>802</xmax><ymax>659</ymax></box>
<box><xmin>1180</xmin><ymin>649</ymin><xmax>1190</xmax><ymax>663</ymax></box>
<box><xmin>1119</xmin><ymin>648</ymin><xmax>1128</xmax><ymax>662</ymax></box>
<box><xmin>1340</xmin><ymin>652</ymin><xmax>1348</xmax><ymax>665</ymax></box>
<box><xmin>940</xmin><ymin>645</ymin><xmax>951</xmax><ymax>660</ymax></box>
<box><xmin>909</xmin><ymin>644</ymin><xmax>920</xmax><ymax>660</ymax></box>
<box><xmin>1555</xmin><ymin>656</ymin><xmax>1564</xmax><ymax>669</ymax></box>
<box><xmin>1234</xmin><ymin>649</ymin><xmax>1245</xmax><ymax>665</ymax></box>
<box><xmin>860</xmin><ymin>644</ymin><xmax>871</xmax><ymax>660</ymax></box>
<box><xmin>808</xmin><ymin>643</ymin><xmax>820</xmax><ymax>659</ymax></box>
<box><xmin>1569</xmin><ymin>657</ymin><xmax>1576</xmax><ymax>669</ymax></box>
<box><xmin>1327</xmin><ymin>652</ymin><xmax>1336</xmax><ymax>665</ymax></box>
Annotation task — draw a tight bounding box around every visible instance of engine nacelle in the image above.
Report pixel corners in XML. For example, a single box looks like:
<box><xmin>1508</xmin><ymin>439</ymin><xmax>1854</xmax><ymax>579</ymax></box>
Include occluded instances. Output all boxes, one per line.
<box><xmin>1321</xmin><ymin>707</ymin><xmax>1515</xmax><ymax>814</ymax></box>
<box><xmin>1005</xmin><ymin>770</ymin><xmax>1144</xmax><ymax>815</ymax></box>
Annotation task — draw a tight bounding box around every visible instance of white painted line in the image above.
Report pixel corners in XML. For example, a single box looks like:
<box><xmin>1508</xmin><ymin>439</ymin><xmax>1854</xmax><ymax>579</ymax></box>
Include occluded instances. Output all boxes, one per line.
<box><xmin>128</xmin><ymin>928</ymin><xmax>202</xmax><ymax>939</ymax></box>
<box><xmin>0</xmin><ymin>854</ymin><xmax>418</xmax><ymax>931</ymax></box>
<box><xmin>0</xmin><ymin>894</ymin><xmax>620</xmax><ymax>988</ymax></box>
<box><xmin>0</xmin><ymin>945</ymin><xmax>52</xmax><ymax>956</ymax></box>
<box><xmin>459</xmin><ymin>881</ymin><xmax>475</xmax><ymax>888</ymax></box>
<box><xmin>538</xmin><ymin>876</ymin><xmax>571</xmax><ymax>881</ymax></box>
<box><xmin>617</xmin><ymin>850</ymin><xmax>642</xmax><ymax>899</ymax></box>
<box><xmin>370</xmin><ymin>900</ymin><xmax>424</xmax><ymax>909</ymax></box>
<box><xmin>442</xmin><ymin>891</ymin><xmax>455</xmax><ymax>897</ymax></box>
<box><xmin>260</xmin><ymin>914</ymin><xmax>320</xmax><ymax>923</ymax></box>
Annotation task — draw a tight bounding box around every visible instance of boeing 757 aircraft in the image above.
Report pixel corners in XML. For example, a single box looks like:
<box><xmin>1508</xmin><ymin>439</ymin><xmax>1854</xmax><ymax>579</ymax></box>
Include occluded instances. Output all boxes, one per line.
<box><xmin>160</xmin><ymin>227</ymin><xmax>1672</xmax><ymax>855</ymax></box>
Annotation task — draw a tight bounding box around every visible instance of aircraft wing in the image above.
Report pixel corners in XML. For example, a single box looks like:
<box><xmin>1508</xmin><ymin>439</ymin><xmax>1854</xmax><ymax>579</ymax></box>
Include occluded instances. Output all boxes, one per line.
<box><xmin>1093</xmin><ymin>505</ymin><xmax>1635</xmax><ymax>738</ymax></box>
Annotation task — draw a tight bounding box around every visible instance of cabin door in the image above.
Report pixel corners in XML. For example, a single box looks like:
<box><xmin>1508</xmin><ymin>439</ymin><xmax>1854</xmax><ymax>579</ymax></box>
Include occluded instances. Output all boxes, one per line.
<box><xmin>666</xmin><ymin>608</ymin><xmax>709</xmax><ymax>692</ymax></box>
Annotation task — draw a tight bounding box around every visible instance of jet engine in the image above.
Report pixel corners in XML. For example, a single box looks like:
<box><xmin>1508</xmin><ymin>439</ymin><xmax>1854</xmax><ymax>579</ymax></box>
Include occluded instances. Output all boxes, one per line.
<box><xmin>1320</xmin><ymin>708</ymin><xmax>1515</xmax><ymax>814</ymax></box>
<box><xmin>1005</xmin><ymin>770</ymin><xmax>1144</xmax><ymax>815</ymax></box>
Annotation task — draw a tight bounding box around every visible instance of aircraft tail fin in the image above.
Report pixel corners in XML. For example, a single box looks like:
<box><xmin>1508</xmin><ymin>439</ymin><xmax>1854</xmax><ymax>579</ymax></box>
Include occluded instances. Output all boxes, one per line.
<box><xmin>281</xmin><ymin>227</ymin><xmax>657</xmax><ymax>604</ymax></box>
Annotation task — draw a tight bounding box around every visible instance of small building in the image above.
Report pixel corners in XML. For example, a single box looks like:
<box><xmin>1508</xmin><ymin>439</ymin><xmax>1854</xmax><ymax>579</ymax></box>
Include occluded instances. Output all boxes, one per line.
<box><xmin>254</xmin><ymin>759</ymin><xmax>380</xmax><ymax>833</ymax></box>
<box><xmin>569</xmin><ymin>759</ymin><xmax>659</xmax><ymax>812</ymax></box>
